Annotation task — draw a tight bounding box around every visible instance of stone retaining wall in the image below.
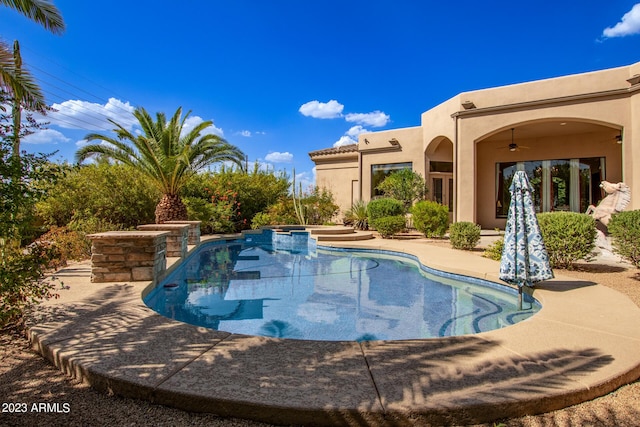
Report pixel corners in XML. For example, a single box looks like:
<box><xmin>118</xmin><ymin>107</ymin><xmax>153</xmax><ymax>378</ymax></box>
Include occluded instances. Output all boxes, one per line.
<box><xmin>164</xmin><ymin>220</ymin><xmax>201</xmax><ymax>245</ymax></box>
<box><xmin>87</xmin><ymin>231</ymin><xmax>168</xmax><ymax>283</ymax></box>
<box><xmin>137</xmin><ymin>224</ymin><xmax>189</xmax><ymax>258</ymax></box>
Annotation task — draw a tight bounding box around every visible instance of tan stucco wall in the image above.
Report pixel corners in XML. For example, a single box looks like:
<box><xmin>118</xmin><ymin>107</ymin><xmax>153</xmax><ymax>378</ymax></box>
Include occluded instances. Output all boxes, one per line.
<box><xmin>314</xmin><ymin>155</ymin><xmax>359</xmax><ymax>219</ymax></box>
<box><xmin>358</xmin><ymin>127</ymin><xmax>423</xmax><ymax>201</ymax></box>
<box><xmin>310</xmin><ymin>61</ymin><xmax>640</xmax><ymax>229</ymax></box>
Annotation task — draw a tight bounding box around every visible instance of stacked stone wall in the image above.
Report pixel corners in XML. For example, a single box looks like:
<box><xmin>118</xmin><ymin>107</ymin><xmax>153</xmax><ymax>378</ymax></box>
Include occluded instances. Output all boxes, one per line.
<box><xmin>137</xmin><ymin>224</ymin><xmax>189</xmax><ymax>258</ymax></box>
<box><xmin>87</xmin><ymin>231</ymin><xmax>168</xmax><ymax>283</ymax></box>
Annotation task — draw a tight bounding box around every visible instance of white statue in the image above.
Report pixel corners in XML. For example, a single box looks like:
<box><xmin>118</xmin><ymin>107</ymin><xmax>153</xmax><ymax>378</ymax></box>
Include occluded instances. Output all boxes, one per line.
<box><xmin>585</xmin><ymin>181</ymin><xmax>631</xmax><ymax>226</ymax></box>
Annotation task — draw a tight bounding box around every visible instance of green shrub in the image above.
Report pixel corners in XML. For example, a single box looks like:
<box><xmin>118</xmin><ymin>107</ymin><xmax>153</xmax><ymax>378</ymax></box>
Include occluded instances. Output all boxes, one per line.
<box><xmin>368</xmin><ymin>198</ymin><xmax>404</xmax><ymax>222</ymax></box>
<box><xmin>483</xmin><ymin>237</ymin><xmax>504</xmax><ymax>261</ymax></box>
<box><xmin>36</xmin><ymin>162</ymin><xmax>159</xmax><ymax>229</ymax></box>
<box><xmin>375</xmin><ymin>169</ymin><xmax>427</xmax><ymax>212</ymax></box>
<box><xmin>608</xmin><ymin>210</ymin><xmax>640</xmax><ymax>268</ymax></box>
<box><xmin>181</xmin><ymin>163</ymin><xmax>290</xmax><ymax>231</ymax></box>
<box><xmin>36</xmin><ymin>226</ymin><xmax>92</xmax><ymax>269</ymax></box>
<box><xmin>410</xmin><ymin>200</ymin><xmax>449</xmax><ymax>238</ymax></box>
<box><xmin>299</xmin><ymin>186</ymin><xmax>339</xmax><ymax>225</ymax></box>
<box><xmin>370</xmin><ymin>215</ymin><xmax>406</xmax><ymax>238</ymax></box>
<box><xmin>537</xmin><ymin>212</ymin><xmax>596</xmax><ymax>269</ymax></box>
<box><xmin>343</xmin><ymin>200</ymin><xmax>369</xmax><ymax>230</ymax></box>
<box><xmin>449</xmin><ymin>222</ymin><xmax>481</xmax><ymax>250</ymax></box>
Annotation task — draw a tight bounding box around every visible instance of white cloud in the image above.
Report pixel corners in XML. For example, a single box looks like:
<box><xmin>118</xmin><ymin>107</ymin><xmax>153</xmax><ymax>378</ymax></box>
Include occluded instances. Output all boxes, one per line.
<box><xmin>345</xmin><ymin>111</ymin><xmax>390</xmax><ymax>127</ymax></box>
<box><xmin>265</xmin><ymin>151</ymin><xmax>294</xmax><ymax>163</ymax></box>
<box><xmin>294</xmin><ymin>170</ymin><xmax>315</xmax><ymax>193</ymax></box>
<box><xmin>237</xmin><ymin>130</ymin><xmax>252</xmax><ymax>137</ymax></box>
<box><xmin>333</xmin><ymin>125</ymin><xmax>369</xmax><ymax>147</ymax></box>
<box><xmin>22</xmin><ymin>128</ymin><xmax>70</xmax><ymax>145</ymax></box>
<box><xmin>299</xmin><ymin>100</ymin><xmax>344</xmax><ymax>119</ymax></box>
<box><xmin>48</xmin><ymin>97</ymin><xmax>136</xmax><ymax>131</ymax></box>
<box><xmin>603</xmin><ymin>3</ymin><xmax>640</xmax><ymax>38</ymax></box>
<box><xmin>182</xmin><ymin>115</ymin><xmax>224</xmax><ymax>137</ymax></box>
<box><xmin>346</xmin><ymin>125</ymin><xmax>368</xmax><ymax>137</ymax></box>
<box><xmin>333</xmin><ymin>135</ymin><xmax>357</xmax><ymax>147</ymax></box>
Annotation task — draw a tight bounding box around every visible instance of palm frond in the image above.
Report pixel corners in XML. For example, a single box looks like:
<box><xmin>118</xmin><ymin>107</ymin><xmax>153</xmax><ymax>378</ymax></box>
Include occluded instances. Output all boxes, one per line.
<box><xmin>76</xmin><ymin>106</ymin><xmax>246</xmax><ymax>197</ymax></box>
<box><xmin>2</xmin><ymin>0</ymin><xmax>65</xmax><ymax>34</ymax></box>
<box><xmin>0</xmin><ymin>42</ymin><xmax>46</xmax><ymax>110</ymax></box>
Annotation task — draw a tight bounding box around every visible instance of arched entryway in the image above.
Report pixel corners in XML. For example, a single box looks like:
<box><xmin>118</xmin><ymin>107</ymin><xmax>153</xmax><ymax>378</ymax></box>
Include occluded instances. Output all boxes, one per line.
<box><xmin>426</xmin><ymin>137</ymin><xmax>454</xmax><ymax>221</ymax></box>
<box><xmin>475</xmin><ymin>119</ymin><xmax>623</xmax><ymax>229</ymax></box>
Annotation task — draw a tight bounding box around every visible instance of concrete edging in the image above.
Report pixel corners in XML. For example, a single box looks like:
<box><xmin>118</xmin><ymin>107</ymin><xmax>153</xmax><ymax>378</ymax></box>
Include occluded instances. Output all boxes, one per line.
<box><xmin>28</xmin><ymin>237</ymin><xmax>640</xmax><ymax>426</ymax></box>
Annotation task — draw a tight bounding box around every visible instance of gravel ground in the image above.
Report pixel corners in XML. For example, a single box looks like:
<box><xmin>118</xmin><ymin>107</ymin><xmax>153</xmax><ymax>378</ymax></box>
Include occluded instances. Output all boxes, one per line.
<box><xmin>1</xmin><ymin>248</ymin><xmax>639</xmax><ymax>426</ymax></box>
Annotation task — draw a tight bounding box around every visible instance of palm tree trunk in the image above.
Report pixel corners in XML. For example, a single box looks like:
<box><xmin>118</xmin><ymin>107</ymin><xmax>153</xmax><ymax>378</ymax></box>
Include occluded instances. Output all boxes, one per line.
<box><xmin>155</xmin><ymin>193</ymin><xmax>187</xmax><ymax>223</ymax></box>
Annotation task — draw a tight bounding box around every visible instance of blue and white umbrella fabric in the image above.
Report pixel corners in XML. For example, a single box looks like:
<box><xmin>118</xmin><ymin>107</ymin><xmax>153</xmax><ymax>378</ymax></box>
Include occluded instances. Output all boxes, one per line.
<box><xmin>499</xmin><ymin>171</ymin><xmax>554</xmax><ymax>308</ymax></box>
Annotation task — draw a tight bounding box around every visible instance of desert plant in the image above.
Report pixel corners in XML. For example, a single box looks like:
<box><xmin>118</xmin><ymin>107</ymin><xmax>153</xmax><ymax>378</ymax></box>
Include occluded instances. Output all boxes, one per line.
<box><xmin>410</xmin><ymin>200</ymin><xmax>449</xmax><ymax>238</ymax></box>
<box><xmin>343</xmin><ymin>200</ymin><xmax>369</xmax><ymax>230</ymax></box>
<box><xmin>251</xmin><ymin>197</ymin><xmax>298</xmax><ymax>228</ymax></box>
<box><xmin>182</xmin><ymin>163</ymin><xmax>290</xmax><ymax>230</ymax></box>
<box><xmin>36</xmin><ymin>162</ymin><xmax>159</xmax><ymax>229</ymax></box>
<box><xmin>76</xmin><ymin>107</ymin><xmax>245</xmax><ymax>223</ymax></box>
<box><xmin>449</xmin><ymin>221</ymin><xmax>481</xmax><ymax>250</ymax></box>
<box><xmin>608</xmin><ymin>210</ymin><xmax>640</xmax><ymax>268</ymax></box>
<box><xmin>375</xmin><ymin>168</ymin><xmax>427</xmax><ymax>212</ymax></box>
<box><xmin>483</xmin><ymin>237</ymin><xmax>505</xmax><ymax>261</ymax></box>
<box><xmin>0</xmin><ymin>137</ymin><xmax>59</xmax><ymax>328</ymax></box>
<box><xmin>36</xmin><ymin>226</ymin><xmax>91</xmax><ymax>269</ymax></box>
<box><xmin>537</xmin><ymin>212</ymin><xmax>596</xmax><ymax>269</ymax></box>
<box><xmin>368</xmin><ymin>197</ymin><xmax>404</xmax><ymax>222</ymax></box>
<box><xmin>370</xmin><ymin>215</ymin><xmax>406</xmax><ymax>238</ymax></box>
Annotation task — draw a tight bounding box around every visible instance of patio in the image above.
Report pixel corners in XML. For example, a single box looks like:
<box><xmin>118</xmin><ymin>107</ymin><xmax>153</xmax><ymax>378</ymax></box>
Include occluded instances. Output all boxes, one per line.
<box><xmin>27</xmin><ymin>236</ymin><xmax>640</xmax><ymax>426</ymax></box>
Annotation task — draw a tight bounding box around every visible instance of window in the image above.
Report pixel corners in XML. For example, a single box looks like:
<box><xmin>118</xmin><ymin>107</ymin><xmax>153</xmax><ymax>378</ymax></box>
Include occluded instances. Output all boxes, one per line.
<box><xmin>496</xmin><ymin>158</ymin><xmax>604</xmax><ymax>218</ymax></box>
<box><xmin>371</xmin><ymin>162</ymin><xmax>412</xmax><ymax>198</ymax></box>
<box><xmin>429</xmin><ymin>161</ymin><xmax>453</xmax><ymax>173</ymax></box>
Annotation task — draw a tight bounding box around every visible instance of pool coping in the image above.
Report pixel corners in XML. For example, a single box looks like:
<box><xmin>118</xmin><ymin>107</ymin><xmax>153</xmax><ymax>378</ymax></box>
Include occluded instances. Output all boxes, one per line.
<box><xmin>28</xmin><ymin>235</ymin><xmax>640</xmax><ymax>426</ymax></box>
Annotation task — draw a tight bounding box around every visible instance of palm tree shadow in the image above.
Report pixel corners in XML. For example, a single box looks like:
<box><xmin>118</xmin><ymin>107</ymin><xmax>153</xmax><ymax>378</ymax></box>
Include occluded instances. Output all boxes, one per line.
<box><xmin>21</xmin><ymin>281</ymin><xmax>633</xmax><ymax>427</ymax></box>
<box><xmin>360</xmin><ymin>338</ymin><xmax>619</xmax><ymax>425</ymax></box>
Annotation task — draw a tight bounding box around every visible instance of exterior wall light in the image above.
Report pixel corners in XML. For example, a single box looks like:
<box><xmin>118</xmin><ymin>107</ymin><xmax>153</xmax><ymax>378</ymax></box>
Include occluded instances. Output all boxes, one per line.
<box><xmin>461</xmin><ymin>101</ymin><xmax>476</xmax><ymax>109</ymax></box>
<box><xmin>389</xmin><ymin>138</ymin><xmax>400</xmax><ymax>146</ymax></box>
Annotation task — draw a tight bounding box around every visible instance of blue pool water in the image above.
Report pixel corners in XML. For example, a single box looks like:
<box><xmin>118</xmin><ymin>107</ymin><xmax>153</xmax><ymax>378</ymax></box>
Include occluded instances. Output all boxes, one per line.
<box><xmin>144</xmin><ymin>230</ymin><xmax>540</xmax><ymax>341</ymax></box>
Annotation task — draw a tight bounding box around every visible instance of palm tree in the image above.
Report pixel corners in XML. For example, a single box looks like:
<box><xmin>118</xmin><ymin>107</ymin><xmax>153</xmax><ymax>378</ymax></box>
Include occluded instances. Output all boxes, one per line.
<box><xmin>75</xmin><ymin>106</ymin><xmax>246</xmax><ymax>223</ymax></box>
<box><xmin>0</xmin><ymin>0</ymin><xmax>65</xmax><ymax>111</ymax></box>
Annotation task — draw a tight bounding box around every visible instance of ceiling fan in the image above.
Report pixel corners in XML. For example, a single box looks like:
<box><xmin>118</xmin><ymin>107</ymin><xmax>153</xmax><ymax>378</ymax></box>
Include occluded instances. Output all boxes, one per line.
<box><xmin>497</xmin><ymin>128</ymin><xmax>529</xmax><ymax>151</ymax></box>
<box><xmin>598</xmin><ymin>134</ymin><xmax>623</xmax><ymax>145</ymax></box>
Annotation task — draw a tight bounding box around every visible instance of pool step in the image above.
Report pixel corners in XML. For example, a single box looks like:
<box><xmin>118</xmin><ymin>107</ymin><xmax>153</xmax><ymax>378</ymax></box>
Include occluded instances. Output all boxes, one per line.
<box><xmin>310</xmin><ymin>227</ymin><xmax>374</xmax><ymax>241</ymax></box>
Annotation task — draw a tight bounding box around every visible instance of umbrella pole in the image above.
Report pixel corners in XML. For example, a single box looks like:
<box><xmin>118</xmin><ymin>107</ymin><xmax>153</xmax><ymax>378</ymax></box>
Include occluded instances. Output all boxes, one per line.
<box><xmin>518</xmin><ymin>286</ymin><xmax>523</xmax><ymax>311</ymax></box>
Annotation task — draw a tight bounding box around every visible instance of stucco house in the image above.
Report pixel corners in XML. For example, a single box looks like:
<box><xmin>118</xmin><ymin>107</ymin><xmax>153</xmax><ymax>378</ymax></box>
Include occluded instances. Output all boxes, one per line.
<box><xmin>310</xmin><ymin>61</ymin><xmax>640</xmax><ymax>229</ymax></box>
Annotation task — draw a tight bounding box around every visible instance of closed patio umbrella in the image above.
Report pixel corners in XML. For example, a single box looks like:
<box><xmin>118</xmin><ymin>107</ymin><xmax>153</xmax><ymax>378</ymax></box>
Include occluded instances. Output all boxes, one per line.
<box><xmin>499</xmin><ymin>171</ymin><xmax>554</xmax><ymax>309</ymax></box>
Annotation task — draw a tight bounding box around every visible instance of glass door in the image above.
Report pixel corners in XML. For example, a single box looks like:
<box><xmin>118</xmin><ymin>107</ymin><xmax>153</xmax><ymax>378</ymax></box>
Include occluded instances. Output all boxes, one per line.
<box><xmin>431</xmin><ymin>174</ymin><xmax>453</xmax><ymax>221</ymax></box>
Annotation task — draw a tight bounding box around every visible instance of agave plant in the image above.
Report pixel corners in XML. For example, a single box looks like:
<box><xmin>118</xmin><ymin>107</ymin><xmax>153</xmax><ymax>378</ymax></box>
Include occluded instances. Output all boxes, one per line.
<box><xmin>344</xmin><ymin>200</ymin><xmax>369</xmax><ymax>230</ymax></box>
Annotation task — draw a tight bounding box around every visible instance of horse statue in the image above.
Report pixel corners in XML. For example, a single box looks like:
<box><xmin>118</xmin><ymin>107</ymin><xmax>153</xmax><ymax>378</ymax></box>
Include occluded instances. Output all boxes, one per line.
<box><xmin>585</xmin><ymin>181</ymin><xmax>631</xmax><ymax>227</ymax></box>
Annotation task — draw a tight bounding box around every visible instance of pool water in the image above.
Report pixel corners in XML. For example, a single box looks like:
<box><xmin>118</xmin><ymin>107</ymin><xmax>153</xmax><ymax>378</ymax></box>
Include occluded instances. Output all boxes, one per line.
<box><xmin>144</xmin><ymin>230</ymin><xmax>540</xmax><ymax>341</ymax></box>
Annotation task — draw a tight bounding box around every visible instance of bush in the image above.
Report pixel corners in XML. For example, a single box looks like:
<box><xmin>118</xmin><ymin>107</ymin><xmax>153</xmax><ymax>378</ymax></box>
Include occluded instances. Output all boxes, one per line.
<box><xmin>608</xmin><ymin>210</ymin><xmax>640</xmax><ymax>268</ymax></box>
<box><xmin>449</xmin><ymin>222</ymin><xmax>481</xmax><ymax>250</ymax></box>
<box><xmin>537</xmin><ymin>212</ymin><xmax>596</xmax><ymax>269</ymax></box>
<box><xmin>483</xmin><ymin>237</ymin><xmax>504</xmax><ymax>261</ymax></box>
<box><xmin>368</xmin><ymin>198</ymin><xmax>404</xmax><ymax>222</ymax></box>
<box><xmin>370</xmin><ymin>215</ymin><xmax>406</xmax><ymax>238</ymax></box>
<box><xmin>410</xmin><ymin>200</ymin><xmax>449</xmax><ymax>238</ymax></box>
<box><xmin>36</xmin><ymin>226</ymin><xmax>92</xmax><ymax>269</ymax></box>
<box><xmin>182</xmin><ymin>164</ymin><xmax>290</xmax><ymax>230</ymax></box>
<box><xmin>250</xmin><ymin>197</ymin><xmax>298</xmax><ymax>228</ymax></box>
<box><xmin>36</xmin><ymin>162</ymin><xmax>159</xmax><ymax>229</ymax></box>
<box><xmin>343</xmin><ymin>200</ymin><xmax>369</xmax><ymax>230</ymax></box>
<box><xmin>299</xmin><ymin>186</ymin><xmax>339</xmax><ymax>225</ymax></box>
<box><xmin>375</xmin><ymin>169</ymin><xmax>427</xmax><ymax>212</ymax></box>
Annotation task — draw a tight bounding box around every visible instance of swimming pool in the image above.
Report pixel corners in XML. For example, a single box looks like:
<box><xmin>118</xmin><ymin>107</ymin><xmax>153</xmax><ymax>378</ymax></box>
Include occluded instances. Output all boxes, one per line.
<box><xmin>144</xmin><ymin>230</ymin><xmax>540</xmax><ymax>341</ymax></box>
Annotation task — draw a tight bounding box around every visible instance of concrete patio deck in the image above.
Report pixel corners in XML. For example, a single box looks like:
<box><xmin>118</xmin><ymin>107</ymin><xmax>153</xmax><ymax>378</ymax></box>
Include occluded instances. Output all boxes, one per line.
<box><xmin>27</xmin><ymin>236</ymin><xmax>640</xmax><ymax>426</ymax></box>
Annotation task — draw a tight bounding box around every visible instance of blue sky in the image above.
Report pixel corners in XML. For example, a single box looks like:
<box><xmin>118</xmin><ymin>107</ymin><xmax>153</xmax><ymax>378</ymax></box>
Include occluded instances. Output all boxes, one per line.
<box><xmin>2</xmin><ymin>1</ymin><xmax>640</xmax><ymax>189</ymax></box>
